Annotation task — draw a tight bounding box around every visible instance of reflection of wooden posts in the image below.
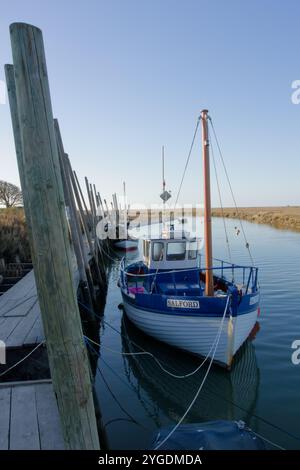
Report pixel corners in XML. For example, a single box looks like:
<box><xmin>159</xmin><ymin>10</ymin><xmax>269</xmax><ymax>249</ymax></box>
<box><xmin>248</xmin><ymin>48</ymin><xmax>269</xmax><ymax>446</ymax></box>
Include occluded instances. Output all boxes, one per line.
<box><xmin>9</xmin><ymin>22</ymin><xmax>99</xmax><ymax>449</ymax></box>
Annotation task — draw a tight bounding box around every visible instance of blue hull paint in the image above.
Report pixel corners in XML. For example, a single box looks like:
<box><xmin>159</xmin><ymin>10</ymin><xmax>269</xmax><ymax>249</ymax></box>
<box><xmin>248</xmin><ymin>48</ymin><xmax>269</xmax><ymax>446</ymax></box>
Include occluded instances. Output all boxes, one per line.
<box><xmin>119</xmin><ymin>258</ymin><xmax>260</xmax><ymax>366</ymax></box>
<box><xmin>122</xmin><ymin>290</ymin><xmax>259</xmax><ymax>318</ymax></box>
<box><xmin>120</xmin><ymin>259</ymin><xmax>259</xmax><ymax>322</ymax></box>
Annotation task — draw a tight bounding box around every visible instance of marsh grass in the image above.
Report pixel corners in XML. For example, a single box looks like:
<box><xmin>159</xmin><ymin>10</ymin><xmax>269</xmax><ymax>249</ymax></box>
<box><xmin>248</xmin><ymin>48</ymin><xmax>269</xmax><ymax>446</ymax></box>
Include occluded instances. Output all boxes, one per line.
<box><xmin>0</xmin><ymin>207</ymin><xmax>31</xmax><ymax>265</ymax></box>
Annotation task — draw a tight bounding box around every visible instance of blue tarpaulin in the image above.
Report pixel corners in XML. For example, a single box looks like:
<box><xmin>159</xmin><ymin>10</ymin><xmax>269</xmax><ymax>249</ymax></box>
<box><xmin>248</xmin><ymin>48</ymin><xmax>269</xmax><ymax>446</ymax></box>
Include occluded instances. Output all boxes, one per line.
<box><xmin>152</xmin><ymin>420</ymin><xmax>266</xmax><ymax>450</ymax></box>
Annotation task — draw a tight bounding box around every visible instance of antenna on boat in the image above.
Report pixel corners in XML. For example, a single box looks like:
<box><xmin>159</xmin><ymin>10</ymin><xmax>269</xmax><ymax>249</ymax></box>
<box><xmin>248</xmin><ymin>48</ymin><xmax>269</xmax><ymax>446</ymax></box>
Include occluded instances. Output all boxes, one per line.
<box><xmin>201</xmin><ymin>109</ymin><xmax>214</xmax><ymax>296</ymax></box>
<box><xmin>162</xmin><ymin>146</ymin><xmax>165</xmax><ymax>224</ymax></box>
<box><xmin>162</xmin><ymin>145</ymin><xmax>165</xmax><ymax>195</ymax></box>
<box><xmin>160</xmin><ymin>146</ymin><xmax>171</xmax><ymax>231</ymax></box>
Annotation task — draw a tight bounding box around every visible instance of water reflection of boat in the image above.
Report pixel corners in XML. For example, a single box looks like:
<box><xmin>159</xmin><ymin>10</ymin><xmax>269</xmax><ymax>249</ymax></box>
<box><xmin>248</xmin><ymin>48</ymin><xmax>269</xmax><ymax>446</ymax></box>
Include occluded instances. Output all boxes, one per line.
<box><xmin>121</xmin><ymin>315</ymin><xmax>260</xmax><ymax>425</ymax></box>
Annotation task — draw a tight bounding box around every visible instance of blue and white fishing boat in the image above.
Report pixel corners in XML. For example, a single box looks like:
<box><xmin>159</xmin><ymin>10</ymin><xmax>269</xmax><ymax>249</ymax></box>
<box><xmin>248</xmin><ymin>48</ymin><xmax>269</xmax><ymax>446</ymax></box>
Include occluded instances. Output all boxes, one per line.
<box><xmin>119</xmin><ymin>110</ymin><xmax>260</xmax><ymax>368</ymax></box>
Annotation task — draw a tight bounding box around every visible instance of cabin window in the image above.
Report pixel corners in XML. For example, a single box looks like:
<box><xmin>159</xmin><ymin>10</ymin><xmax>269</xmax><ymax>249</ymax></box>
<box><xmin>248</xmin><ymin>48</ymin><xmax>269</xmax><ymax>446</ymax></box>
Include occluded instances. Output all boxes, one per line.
<box><xmin>188</xmin><ymin>241</ymin><xmax>198</xmax><ymax>260</ymax></box>
<box><xmin>166</xmin><ymin>242</ymin><xmax>186</xmax><ymax>261</ymax></box>
<box><xmin>152</xmin><ymin>242</ymin><xmax>164</xmax><ymax>261</ymax></box>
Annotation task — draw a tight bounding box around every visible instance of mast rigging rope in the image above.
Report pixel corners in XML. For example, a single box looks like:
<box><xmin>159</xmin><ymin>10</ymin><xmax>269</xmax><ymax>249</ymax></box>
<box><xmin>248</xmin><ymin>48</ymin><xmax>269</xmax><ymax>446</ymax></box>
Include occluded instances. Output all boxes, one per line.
<box><xmin>173</xmin><ymin>115</ymin><xmax>201</xmax><ymax>209</ymax></box>
<box><xmin>209</xmin><ymin>126</ymin><xmax>232</xmax><ymax>265</ymax></box>
<box><xmin>208</xmin><ymin>118</ymin><xmax>255</xmax><ymax>265</ymax></box>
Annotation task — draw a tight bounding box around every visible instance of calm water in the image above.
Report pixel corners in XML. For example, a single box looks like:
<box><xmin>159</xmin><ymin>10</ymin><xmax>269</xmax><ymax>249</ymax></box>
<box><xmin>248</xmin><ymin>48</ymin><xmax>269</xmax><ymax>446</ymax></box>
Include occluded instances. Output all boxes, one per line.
<box><xmin>93</xmin><ymin>218</ymin><xmax>300</xmax><ymax>450</ymax></box>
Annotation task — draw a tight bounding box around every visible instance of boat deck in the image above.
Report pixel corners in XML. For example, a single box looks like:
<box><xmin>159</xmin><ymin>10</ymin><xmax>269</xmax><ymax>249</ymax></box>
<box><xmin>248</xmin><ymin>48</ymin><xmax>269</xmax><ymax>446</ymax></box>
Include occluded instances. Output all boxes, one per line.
<box><xmin>0</xmin><ymin>380</ymin><xmax>64</xmax><ymax>450</ymax></box>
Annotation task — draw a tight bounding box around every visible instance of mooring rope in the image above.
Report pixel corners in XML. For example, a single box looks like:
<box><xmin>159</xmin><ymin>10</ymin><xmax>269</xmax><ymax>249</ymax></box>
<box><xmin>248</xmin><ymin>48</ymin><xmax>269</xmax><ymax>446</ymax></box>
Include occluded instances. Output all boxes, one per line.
<box><xmin>79</xmin><ymin>299</ymin><xmax>300</xmax><ymax>446</ymax></box>
<box><xmin>100</xmin><ymin>354</ymin><xmax>156</xmax><ymax>412</ymax></box>
<box><xmin>87</xmin><ymin>340</ymin><xmax>151</xmax><ymax>432</ymax></box>
<box><xmin>250</xmin><ymin>429</ymin><xmax>285</xmax><ymax>451</ymax></box>
<box><xmin>85</xmin><ymin>295</ymin><xmax>228</xmax><ymax>381</ymax></box>
<box><xmin>208</xmin><ymin>118</ymin><xmax>255</xmax><ymax>266</ymax></box>
<box><xmin>0</xmin><ymin>341</ymin><xmax>45</xmax><ymax>377</ymax></box>
<box><xmin>153</xmin><ymin>295</ymin><xmax>230</xmax><ymax>449</ymax></box>
<box><xmin>84</xmin><ymin>294</ymin><xmax>230</xmax><ymax>451</ymax></box>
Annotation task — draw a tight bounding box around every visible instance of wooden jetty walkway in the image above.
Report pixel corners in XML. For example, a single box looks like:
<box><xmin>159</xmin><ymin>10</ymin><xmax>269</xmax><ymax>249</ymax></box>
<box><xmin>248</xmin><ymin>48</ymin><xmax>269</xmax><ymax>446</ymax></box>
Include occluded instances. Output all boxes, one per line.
<box><xmin>0</xmin><ymin>270</ymin><xmax>43</xmax><ymax>349</ymax></box>
<box><xmin>0</xmin><ymin>380</ymin><xmax>64</xmax><ymax>450</ymax></box>
<box><xmin>0</xmin><ymin>241</ymin><xmax>90</xmax><ymax>449</ymax></box>
<box><xmin>0</xmin><ymin>237</ymin><xmax>90</xmax><ymax>349</ymax></box>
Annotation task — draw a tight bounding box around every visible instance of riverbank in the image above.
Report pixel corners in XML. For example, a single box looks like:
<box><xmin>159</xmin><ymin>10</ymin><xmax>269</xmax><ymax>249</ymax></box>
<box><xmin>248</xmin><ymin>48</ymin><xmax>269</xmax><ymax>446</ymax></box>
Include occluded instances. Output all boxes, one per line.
<box><xmin>211</xmin><ymin>206</ymin><xmax>300</xmax><ymax>232</ymax></box>
<box><xmin>128</xmin><ymin>206</ymin><xmax>300</xmax><ymax>233</ymax></box>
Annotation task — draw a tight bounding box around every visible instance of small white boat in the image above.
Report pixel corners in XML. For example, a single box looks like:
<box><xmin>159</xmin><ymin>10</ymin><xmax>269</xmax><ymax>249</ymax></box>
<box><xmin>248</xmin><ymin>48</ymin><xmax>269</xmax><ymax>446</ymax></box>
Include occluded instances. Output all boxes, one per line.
<box><xmin>109</xmin><ymin>182</ymin><xmax>139</xmax><ymax>251</ymax></box>
<box><xmin>119</xmin><ymin>110</ymin><xmax>260</xmax><ymax>368</ymax></box>
<box><xmin>113</xmin><ymin>237</ymin><xmax>138</xmax><ymax>252</ymax></box>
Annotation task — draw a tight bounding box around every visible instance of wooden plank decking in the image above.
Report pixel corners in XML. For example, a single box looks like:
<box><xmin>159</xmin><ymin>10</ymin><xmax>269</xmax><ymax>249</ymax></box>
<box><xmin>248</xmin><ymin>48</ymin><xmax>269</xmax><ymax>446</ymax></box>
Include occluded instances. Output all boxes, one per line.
<box><xmin>0</xmin><ymin>380</ymin><xmax>64</xmax><ymax>450</ymax></box>
<box><xmin>0</xmin><ymin>239</ymin><xmax>91</xmax><ymax>349</ymax></box>
<box><xmin>0</xmin><ymin>270</ymin><xmax>44</xmax><ymax>348</ymax></box>
<box><xmin>0</xmin><ymin>237</ymin><xmax>94</xmax><ymax>450</ymax></box>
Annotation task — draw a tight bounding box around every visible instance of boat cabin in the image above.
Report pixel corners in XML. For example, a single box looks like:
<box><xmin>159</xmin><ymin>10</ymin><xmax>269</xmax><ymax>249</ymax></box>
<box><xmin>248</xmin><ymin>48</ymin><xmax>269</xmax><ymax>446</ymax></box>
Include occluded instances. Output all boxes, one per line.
<box><xmin>142</xmin><ymin>232</ymin><xmax>201</xmax><ymax>271</ymax></box>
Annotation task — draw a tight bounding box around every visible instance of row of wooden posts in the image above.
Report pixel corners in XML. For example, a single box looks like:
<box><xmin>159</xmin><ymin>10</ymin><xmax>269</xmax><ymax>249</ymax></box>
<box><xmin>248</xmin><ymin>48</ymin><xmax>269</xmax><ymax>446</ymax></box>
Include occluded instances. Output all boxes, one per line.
<box><xmin>4</xmin><ymin>22</ymin><xmax>111</xmax><ymax>449</ymax></box>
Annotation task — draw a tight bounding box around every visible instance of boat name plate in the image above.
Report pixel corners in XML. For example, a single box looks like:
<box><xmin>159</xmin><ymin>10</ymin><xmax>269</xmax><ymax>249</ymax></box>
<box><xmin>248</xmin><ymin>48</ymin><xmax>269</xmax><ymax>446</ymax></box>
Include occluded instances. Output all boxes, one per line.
<box><xmin>167</xmin><ymin>299</ymin><xmax>200</xmax><ymax>309</ymax></box>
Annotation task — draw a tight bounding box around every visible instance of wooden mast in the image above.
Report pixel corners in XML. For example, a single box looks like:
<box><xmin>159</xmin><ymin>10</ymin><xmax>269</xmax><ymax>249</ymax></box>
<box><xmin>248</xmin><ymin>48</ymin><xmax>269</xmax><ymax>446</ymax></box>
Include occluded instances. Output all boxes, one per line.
<box><xmin>162</xmin><ymin>145</ymin><xmax>165</xmax><ymax>226</ymax></box>
<box><xmin>201</xmin><ymin>109</ymin><xmax>214</xmax><ymax>296</ymax></box>
<box><xmin>123</xmin><ymin>181</ymin><xmax>127</xmax><ymax>238</ymax></box>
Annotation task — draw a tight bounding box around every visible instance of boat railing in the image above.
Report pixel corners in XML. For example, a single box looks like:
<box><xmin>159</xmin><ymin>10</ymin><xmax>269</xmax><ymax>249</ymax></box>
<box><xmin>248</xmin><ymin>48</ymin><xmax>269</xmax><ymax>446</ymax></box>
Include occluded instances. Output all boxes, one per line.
<box><xmin>200</xmin><ymin>264</ymin><xmax>258</xmax><ymax>295</ymax></box>
<box><xmin>199</xmin><ymin>255</ymin><xmax>258</xmax><ymax>293</ymax></box>
<box><xmin>120</xmin><ymin>257</ymin><xmax>258</xmax><ymax>296</ymax></box>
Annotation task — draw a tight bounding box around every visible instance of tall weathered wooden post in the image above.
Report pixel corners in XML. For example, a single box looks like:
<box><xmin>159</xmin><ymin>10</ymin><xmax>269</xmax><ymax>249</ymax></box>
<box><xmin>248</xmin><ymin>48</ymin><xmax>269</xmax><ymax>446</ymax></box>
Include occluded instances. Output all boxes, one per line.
<box><xmin>8</xmin><ymin>22</ymin><xmax>100</xmax><ymax>449</ymax></box>
<box><xmin>4</xmin><ymin>65</ymin><xmax>32</xmax><ymax>234</ymax></box>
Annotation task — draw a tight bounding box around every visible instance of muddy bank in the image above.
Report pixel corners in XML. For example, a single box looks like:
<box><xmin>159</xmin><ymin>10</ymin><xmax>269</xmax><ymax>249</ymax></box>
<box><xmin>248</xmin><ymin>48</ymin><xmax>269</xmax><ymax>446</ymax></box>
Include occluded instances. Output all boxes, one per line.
<box><xmin>211</xmin><ymin>206</ymin><xmax>300</xmax><ymax>232</ymax></box>
<box><xmin>128</xmin><ymin>207</ymin><xmax>300</xmax><ymax>233</ymax></box>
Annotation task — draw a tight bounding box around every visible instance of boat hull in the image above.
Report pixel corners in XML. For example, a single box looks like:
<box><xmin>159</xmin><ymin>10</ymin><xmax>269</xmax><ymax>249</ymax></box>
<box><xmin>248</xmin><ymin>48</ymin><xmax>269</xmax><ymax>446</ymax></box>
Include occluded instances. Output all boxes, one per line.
<box><xmin>121</xmin><ymin>294</ymin><xmax>258</xmax><ymax>368</ymax></box>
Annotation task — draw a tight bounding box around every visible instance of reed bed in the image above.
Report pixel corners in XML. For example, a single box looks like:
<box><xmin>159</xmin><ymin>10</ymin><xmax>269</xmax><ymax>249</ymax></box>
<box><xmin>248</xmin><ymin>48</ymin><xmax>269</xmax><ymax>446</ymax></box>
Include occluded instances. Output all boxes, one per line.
<box><xmin>0</xmin><ymin>207</ymin><xmax>31</xmax><ymax>265</ymax></box>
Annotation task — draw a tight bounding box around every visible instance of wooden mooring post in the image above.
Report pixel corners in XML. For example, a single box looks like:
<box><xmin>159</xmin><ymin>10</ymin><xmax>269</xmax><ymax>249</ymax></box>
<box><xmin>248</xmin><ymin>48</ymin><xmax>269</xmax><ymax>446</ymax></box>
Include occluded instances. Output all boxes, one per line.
<box><xmin>67</xmin><ymin>160</ymin><xmax>105</xmax><ymax>292</ymax></box>
<box><xmin>4</xmin><ymin>64</ymin><xmax>32</xmax><ymax>237</ymax></box>
<box><xmin>8</xmin><ymin>22</ymin><xmax>100</xmax><ymax>449</ymax></box>
<box><xmin>54</xmin><ymin>119</ymin><xmax>97</xmax><ymax>309</ymax></box>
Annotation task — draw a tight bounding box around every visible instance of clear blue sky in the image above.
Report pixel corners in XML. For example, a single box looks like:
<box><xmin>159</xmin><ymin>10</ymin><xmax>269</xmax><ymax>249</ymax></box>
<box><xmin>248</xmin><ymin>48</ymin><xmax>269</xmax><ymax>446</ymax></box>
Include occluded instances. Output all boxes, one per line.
<box><xmin>0</xmin><ymin>0</ymin><xmax>299</xmax><ymax>207</ymax></box>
